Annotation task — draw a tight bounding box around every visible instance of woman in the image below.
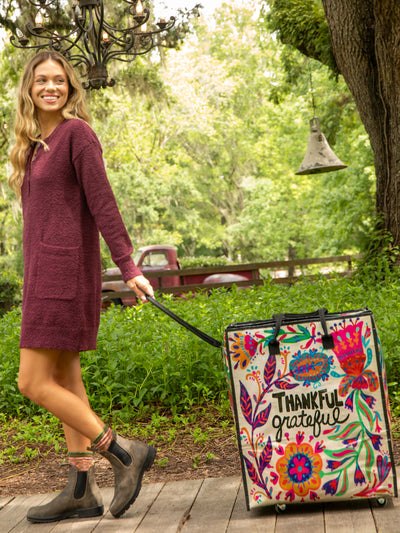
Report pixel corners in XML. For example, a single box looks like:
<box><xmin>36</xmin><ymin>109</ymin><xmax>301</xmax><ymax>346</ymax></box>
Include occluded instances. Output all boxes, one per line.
<box><xmin>9</xmin><ymin>50</ymin><xmax>156</xmax><ymax>523</ymax></box>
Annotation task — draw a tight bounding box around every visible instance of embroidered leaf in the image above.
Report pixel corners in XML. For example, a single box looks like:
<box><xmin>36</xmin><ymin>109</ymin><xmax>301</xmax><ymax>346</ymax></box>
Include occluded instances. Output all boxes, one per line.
<box><xmin>326</xmin><ymin>422</ymin><xmax>360</xmax><ymax>441</ymax></box>
<box><xmin>253</xmin><ymin>404</ymin><xmax>272</xmax><ymax>429</ymax></box>
<box><xmin>239</xmin><ymin>381</ymin><xmax>253</xmax><ymax>425</ymax></box>
<box><xmin>336</xmin><ymin>468</ymin><xmax>349</xmax><ymax>496</ymax></box>
<box><xmin>259</xmin><ymin>436</ymin><xmax>273</xmax><ymax>474</ymax></box>
<box><xmin>274</xmin><ymin>379</ymin><xmax>299</xmax><ymax>391</ymax></box>
<box><xmin>377</xmin><ymin>455</ymin><xmax>391</xmax><ymax>483</ymax></box>
<box><xmin>339</xmin><ymin>375</ymin><xmax>354</xmax><ymax>396</ymax></box>
<box><xmin>244</xmin><ymin>456</ymin><xmax>264</xmax><ymax>489</ymax></box>
<box><xmin>331</xmin><ymin>371</ymin><xmax>345</xmax><ymax>378</ymax></box>
<box><xmin>365</xmin><ymin>370</ymin><xmax>379</xmax><ymax>391</ymax></box>
<box><xmin>259</xmin><ymin>330</ymin><xmax>276</xmax><ymax>348</ymax></box>
<box><xmin>264</xmin><ymin>354</ymin><xmax>276</xmax><ymax>386</ymax></box>
<box><xmin>278</xmin><ymin>325</ymin><xmax>312</xmax><ymax>344</ymax></box>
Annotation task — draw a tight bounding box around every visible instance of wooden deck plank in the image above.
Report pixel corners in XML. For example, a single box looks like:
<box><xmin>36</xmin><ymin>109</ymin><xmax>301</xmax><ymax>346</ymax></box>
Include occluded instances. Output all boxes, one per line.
<box><xmin>91</xmin><ymin>483</ymin><xmax>164</xmax><ymax>533</ymax></box>
<box><xmin>2</xmin><ymin>477</ymin><xmax>400</xmax><ymax>533</ymax></box>
<box><xmin>370</xmin><ymin>497</ymin><xmax>400</xmax><ymax>533</ymax></box>
<box><xmin>181</xmin><ymin>476</ymin><xmax>241</xmax><ymax>533</ymax></box>
<box><xmin>47</xmin><ymin>489</ymin><xmax>112</xmax><ymax>533</ymax></box>
<box><xmin>6</xmin><ymin>495</ymin><xmax>56</xmax><ymax>533</ymax></box>
<box><xmin>324</xmin><ymin>500</ymin><xmax>377</xmax><ymax>533</ymax></box>
<box><xmin>275</xmin><ymin>502</ymin><xmax>325</xmax><ymax>533</ymax></box>
<box><xmin>226</xmin><ymin>482</ymin><xmax>276</xmax><ymax>532</ymax></box>
<box><xmin>0</xmin><ymin>497</ymin><xmax>14</xmax><ymax>511</ymax></box>
<box><xmin>135</xmin><ymin>479</ymin><xmax>203</xmax><ymax>533</ymax></box>
<box><xmin>0</xmin><ymin>493</ymin><xmax>50</xmax><ymax>533</ymax></box>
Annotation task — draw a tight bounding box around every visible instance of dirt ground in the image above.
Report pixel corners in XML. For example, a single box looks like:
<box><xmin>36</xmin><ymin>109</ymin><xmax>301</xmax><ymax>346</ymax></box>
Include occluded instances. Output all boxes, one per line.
<box><xmin>1</xmin><ymin>427</ymin><xmax>400</xmax><ymax>497</ymax></box>
<box><xmin>0</xmin><ymin>420</ymin><xmax>242</xmax><ymax>496</ymax></box>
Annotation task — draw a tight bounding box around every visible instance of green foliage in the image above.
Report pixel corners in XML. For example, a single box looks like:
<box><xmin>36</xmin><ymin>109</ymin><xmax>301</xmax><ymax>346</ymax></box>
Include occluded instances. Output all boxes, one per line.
<box><xmin>2</xmin><ymin>276</ymin><xmax>400</xmax><ymax>420</ymax></box>
<box><xmin>355</xmin><ymin>223</ymin><xmax>400</xmax><ymax>284</ymax></box>
<box><xmin>0</xmin><ymin>2</ymin><xmax>375</xmax><ymax>270</ymax></box>
<box><xmin>262</xmin><ymin>0</ymin><xmax>337</xmax><ymax>73</ymax></box>
<box><xmin>179</xmin><ymin>255</ymin><xmax>232</xmax><ymax>268</ymax></box>
<box><xmin>0</xmin><ymin>412</ymin><xmax>64</xmax><ymax>465</ymax></box>
<box><xmin>0</xmin><ymin>270</ymin><xmax>22</xmax><ymax>315</ymax></box>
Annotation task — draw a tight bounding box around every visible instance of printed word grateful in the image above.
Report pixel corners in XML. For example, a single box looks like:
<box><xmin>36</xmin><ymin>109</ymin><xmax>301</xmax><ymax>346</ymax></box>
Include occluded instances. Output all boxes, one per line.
<box><xmin>270</xmin><ymin>389</ymin><xmax>349</xmax><ymax>442</ymax></box>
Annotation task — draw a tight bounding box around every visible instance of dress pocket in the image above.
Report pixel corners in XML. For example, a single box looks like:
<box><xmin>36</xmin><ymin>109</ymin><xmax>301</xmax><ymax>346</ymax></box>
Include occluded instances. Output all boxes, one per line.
<box><xmin>35</xmin><ymin>242</ymin><xmax>80</xmax><ymax>300</ymax></box>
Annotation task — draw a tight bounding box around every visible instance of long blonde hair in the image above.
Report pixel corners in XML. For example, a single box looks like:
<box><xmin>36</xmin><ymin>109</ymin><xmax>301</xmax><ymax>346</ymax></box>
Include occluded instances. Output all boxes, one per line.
<box><xmin>9</xmin><ymin>51</ymin><xmax>90</xmax><ymax>197</ymax></box>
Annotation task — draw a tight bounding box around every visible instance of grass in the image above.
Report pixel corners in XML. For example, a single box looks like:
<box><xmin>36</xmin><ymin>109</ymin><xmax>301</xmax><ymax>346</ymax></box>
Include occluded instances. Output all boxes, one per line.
<box><xmin>2</xmin><ymin>271</ymin><xmax>400</xmax><ymax>469</ymax></box>
<box><xmin>0</xmin><ymin>404</ymin><xmax>236</xmax><ymax>471</ymax></box>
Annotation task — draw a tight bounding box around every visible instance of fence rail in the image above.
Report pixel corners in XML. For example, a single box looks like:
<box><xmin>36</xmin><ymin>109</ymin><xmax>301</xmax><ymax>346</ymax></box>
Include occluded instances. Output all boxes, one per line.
<box><xmin>102</xmin><ymin>254</ymin><xmax>362</xmax><ymax>302</ymax></box>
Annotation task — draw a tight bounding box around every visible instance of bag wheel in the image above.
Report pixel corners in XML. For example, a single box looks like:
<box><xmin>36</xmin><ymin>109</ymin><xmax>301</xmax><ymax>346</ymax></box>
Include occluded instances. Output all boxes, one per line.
<box><xmin>376</xmin><ymin>497</ymin><xmax>386</xmax><ymax>506</ymax></box>
<box><xmin>275</xmin><ymin>503</ymin><xmax>287</xmax><ymax>513</ymax></box>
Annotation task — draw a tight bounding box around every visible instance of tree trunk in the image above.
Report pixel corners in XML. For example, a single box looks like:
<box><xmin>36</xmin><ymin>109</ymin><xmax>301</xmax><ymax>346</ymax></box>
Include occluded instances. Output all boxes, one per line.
<box><xmin>322</xmin><ymin>0</ymin><xmax>400</xmax><ymax>244</ymax></box>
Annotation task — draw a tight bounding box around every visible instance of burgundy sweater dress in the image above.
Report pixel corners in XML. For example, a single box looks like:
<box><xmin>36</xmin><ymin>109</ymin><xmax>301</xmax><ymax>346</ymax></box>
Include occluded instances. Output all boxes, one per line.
<box><xmin>20</xmin><ymin>119</ymin><xmax>141</xmax><ymax>352</ymax></box>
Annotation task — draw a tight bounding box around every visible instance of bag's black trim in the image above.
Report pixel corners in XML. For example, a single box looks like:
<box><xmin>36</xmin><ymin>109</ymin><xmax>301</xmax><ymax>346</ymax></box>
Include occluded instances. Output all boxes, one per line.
<box><xmin>226</xmin><ymin>307</ymin><xmax>371</xmax><ymax>332</ymax></box>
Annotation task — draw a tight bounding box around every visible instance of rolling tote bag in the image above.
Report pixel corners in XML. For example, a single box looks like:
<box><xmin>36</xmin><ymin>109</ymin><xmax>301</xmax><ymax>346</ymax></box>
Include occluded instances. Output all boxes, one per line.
<box><xmin>224</xmin><ymin>308</ymin><xmax>397</xmax><ymax>510</ymax></box>
<box><xmin>146</xmin><ymin>297</ymin><xmax>397</xmax><ymax>511</ymax></box>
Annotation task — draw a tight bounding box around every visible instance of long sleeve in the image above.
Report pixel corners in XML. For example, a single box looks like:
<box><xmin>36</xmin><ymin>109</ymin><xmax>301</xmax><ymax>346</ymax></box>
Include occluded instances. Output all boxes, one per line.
<box><xmin>72</xmin><ymin>124</ymin><xmax>142</xmax><ymax>282</ymax></box>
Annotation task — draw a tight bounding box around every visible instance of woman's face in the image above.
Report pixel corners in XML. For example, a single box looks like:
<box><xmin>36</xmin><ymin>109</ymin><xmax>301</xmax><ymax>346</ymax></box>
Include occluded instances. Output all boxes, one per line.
<box><xmin>30</xmin><ymin>59</ymin><xmax>69</xmax><ymax>118</ymax></box>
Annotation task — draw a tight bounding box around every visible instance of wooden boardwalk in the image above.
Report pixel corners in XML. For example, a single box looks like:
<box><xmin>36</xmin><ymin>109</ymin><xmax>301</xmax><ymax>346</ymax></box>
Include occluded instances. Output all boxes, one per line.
<box><xmin>1</xmin><ymin>476</ymin><xmax>399</xmax><ymax>533</ymax></box>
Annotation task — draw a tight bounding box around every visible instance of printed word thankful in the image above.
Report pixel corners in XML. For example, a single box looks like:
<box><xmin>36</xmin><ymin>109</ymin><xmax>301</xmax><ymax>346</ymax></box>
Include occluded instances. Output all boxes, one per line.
<box><xmin>272</xmin><ymin>389</ymin><xmax>344</xmax><ymax>413</ymax></box>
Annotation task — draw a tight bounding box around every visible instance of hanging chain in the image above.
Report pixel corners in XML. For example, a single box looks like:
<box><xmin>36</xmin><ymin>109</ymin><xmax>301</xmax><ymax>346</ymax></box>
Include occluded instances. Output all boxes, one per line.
<box><xmin>309</xmin><ymin>67</ymin><xmax>317</xmax><ymax>118</ymax></box>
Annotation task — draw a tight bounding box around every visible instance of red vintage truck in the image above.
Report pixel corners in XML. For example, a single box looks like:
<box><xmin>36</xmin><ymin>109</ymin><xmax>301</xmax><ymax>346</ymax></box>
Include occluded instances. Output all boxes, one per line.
<box><xmin>102</xmin><ymin>244</ymin><xmax>259</xmax><ymax>306</ymax></box>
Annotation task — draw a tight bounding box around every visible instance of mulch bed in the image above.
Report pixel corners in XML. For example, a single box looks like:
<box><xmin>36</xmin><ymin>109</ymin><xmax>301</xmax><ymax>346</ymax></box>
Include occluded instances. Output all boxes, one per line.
<box><xmin>1</xmin><ymin>432</ymin><xmax>400</xmax><ymax>497</ymax></box>
<box><xmin>0</xmin><ymin>424</ymin><xmax>242</xmax><ymax>496</ymax></box>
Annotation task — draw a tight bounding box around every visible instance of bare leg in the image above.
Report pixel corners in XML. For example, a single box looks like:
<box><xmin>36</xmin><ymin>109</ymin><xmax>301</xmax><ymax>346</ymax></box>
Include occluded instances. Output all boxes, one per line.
<box><xmin>53</xmin><ymin>351</ymin><xmax>103</xmax><ymax>453</ymax></box>
<box><xmin>20</xmin><ymin>347</ymin><xmax>156</xmax><ymax>520</ymax></box>
<box><xmin>19</xmin><ymin>348</ymin><xmax>104</xmax><ymax>443</ymax></box>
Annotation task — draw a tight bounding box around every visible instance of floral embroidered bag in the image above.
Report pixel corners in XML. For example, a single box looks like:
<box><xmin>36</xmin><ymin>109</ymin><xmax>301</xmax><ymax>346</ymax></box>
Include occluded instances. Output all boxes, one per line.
<box><xmin>224</xmin><ymin>307</ymin><xmax>397</xmax><ymax>510</ymax></box>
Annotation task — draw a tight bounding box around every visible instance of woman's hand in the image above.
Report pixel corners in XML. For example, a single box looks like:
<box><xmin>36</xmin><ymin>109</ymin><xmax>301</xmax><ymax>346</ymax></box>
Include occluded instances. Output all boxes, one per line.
<box><xmin>126</xmin><ymin>275</ymin><xmax>154</xmax><ymax>303</ymax></box>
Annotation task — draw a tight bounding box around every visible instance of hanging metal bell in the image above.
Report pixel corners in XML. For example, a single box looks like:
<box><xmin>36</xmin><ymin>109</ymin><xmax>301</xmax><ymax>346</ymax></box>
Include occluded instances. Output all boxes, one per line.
<box><xmin>295</xmin><ymin>117</ymin><xmax>348</xmax><ymax>175</ymax></box>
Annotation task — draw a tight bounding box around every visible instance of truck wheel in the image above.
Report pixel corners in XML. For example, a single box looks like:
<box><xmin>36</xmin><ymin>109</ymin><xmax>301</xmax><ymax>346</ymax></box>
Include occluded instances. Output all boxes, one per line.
<box><xmin>102</xmin><ymin>293</ymin><xmax>123</xmax><ymax>308</ymax></box>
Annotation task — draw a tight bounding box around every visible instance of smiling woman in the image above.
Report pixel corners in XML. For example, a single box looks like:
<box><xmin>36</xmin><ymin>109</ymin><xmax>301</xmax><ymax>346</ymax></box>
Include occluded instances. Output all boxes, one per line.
<box><xmin>7</xmin><ymin>51</ymin><xmax>156</xmax><ymax>524</ymax></box>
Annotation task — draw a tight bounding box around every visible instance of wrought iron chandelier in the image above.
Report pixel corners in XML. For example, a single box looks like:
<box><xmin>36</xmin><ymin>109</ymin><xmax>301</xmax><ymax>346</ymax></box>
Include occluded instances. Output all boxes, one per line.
<box><xmin>10</xmin><ymin>0</ymin><xmax>176</xmax><ymax>90</ymax></box>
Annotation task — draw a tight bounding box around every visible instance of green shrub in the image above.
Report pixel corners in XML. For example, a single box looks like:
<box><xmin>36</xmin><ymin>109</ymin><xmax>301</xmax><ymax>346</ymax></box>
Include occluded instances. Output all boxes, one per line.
<box><xmin>0</xmin><ymin>270</ymin><xmax>22</xmax><ymax>315</ymax></box>
<box><xmin>2</xmin><ymin>275</ymin><xmax>400</xmax><ymax>420</ymax></box>
<box><xmin>179</xmin><ymin>255</ymin><xmax>232</xmax><ymax>268</ymax></box>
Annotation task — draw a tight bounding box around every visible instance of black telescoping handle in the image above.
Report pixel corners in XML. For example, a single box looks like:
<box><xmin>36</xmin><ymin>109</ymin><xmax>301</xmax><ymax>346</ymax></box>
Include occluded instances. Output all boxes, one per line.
<box><xmin>145</xmin><ymin>294</ymin><xmax>222</xmax><ymax>348</ymax></box>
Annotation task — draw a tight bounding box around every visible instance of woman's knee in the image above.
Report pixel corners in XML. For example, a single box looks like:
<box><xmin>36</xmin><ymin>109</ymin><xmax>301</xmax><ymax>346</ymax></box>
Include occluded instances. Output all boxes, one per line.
<box><xmin>18</xmin><ymin>348</ymin><xmax>59</xmax><ymax>403</ymax></box>
<box><xmin>18</xmin><ymin>371</ymin><xmax>47</xmax><ymax>404</ymax></box>
<box><xmin>17</xmin><ymin>371</ymin><xmax>32</xmax><ymax>399</ymax></box>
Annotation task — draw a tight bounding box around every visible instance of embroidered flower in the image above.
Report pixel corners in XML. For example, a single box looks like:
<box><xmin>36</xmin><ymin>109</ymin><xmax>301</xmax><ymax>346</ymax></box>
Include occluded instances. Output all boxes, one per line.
<box><xmin>322</xmin><ymin>476</ymin><xmax>339</xmax><ymax>496</ymax></box>
<box><xmin>229</xmin><ymin>332</ymin><xmax>258</xmax><ymax>370</ymax></box>
<box><xmin>354</xmin><ymin>462</ymin><xmax>366</xmax><ymax>485</ymax></box>
<box><xmin>330</xmin><ymin>321</ymin><xmax>379</xmax><ymax>396</ymax></box>
<box><xmin>276</xmin><ymin>432</ymin><xmax>323</xmax><ymax>499</ymax></box>
<box><xmin>289</xmin><ymin>349</ymin><xmax>333</xmax><ymax>387</ymax></box>
<box><xmin>365</xmin><ymin>429</ymin><xmax>382</xmax><ymax>451</ymax></box>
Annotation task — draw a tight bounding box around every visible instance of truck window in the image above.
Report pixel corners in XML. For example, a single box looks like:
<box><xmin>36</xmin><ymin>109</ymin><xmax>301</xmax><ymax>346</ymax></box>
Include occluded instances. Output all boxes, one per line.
<box><xmin>133</xmin><ymin>251</ymin><xmax>142</xmax><ymax>265</ymax></box>
<box><xmin>142</xmin><ymin>252</ymin><xmax>168</xmax><ymax>267</ymax></box>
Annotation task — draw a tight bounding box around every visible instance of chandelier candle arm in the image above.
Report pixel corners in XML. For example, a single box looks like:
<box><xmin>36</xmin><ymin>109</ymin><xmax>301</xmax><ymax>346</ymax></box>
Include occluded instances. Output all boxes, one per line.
<box><xmin>10</xmin><ymin>0</ymin><xmax>176</xmax><ymax>90</ymax></box>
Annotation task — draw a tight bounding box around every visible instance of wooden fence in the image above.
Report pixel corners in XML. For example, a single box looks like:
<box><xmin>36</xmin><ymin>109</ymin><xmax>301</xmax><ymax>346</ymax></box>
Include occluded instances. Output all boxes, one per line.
<box><xmin>102</xmin><ymin>253</ymin><xmax>362</xmax><ymax>302</ymax></box>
